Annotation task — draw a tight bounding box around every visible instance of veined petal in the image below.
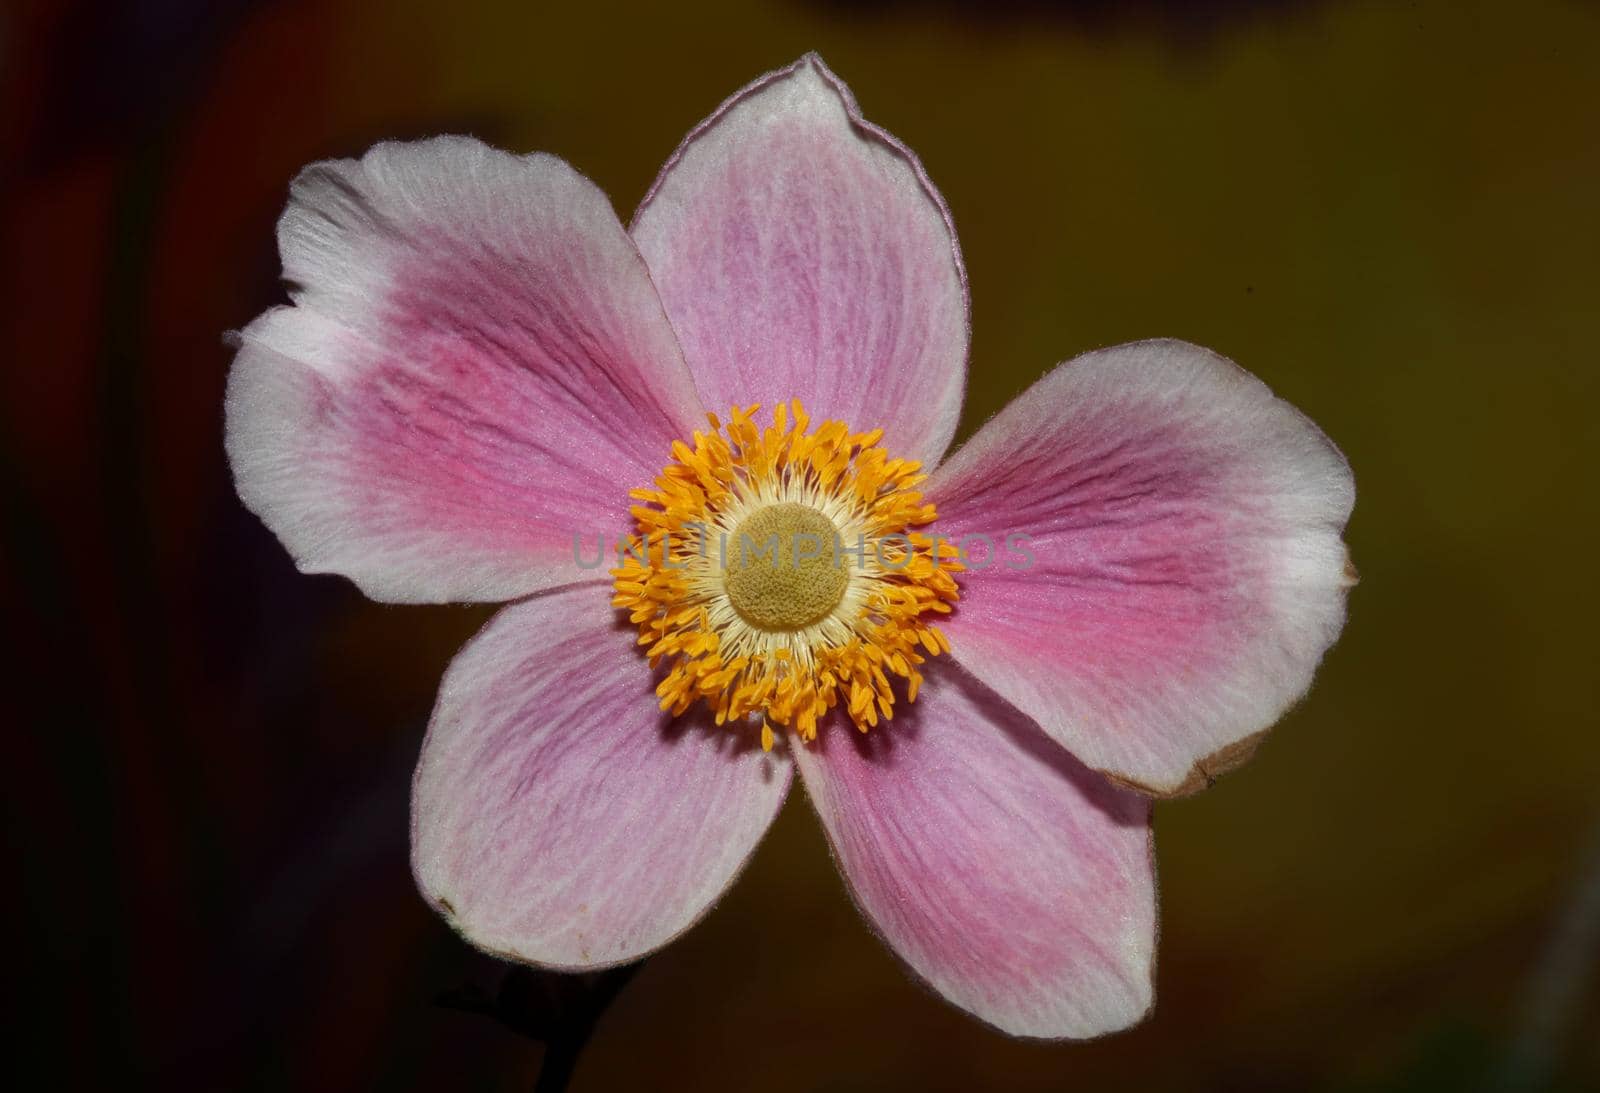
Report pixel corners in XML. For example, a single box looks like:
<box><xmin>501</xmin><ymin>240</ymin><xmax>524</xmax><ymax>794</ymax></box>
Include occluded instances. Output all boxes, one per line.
<box><xmin>794</xmin><ymin>666</ymin><xmax>1156</xmax><ymax>1039</ymax></box>
<box><xmin>226</xmin><ymin>136</ymin><xmax>706</xmax><ymax>604</ymax></box>
<box><xmin>412</xmin><ymin>584</ymin><xmax>790</xmax><ymax>968</ymax></box>
<box><xmin>929</xmin><ymin>338</ymin><xmax>1356</xmax><ymax>796</ymax></box>
<box><xmin>631</xmin><ymin>53</ymin><xmax>967</xmax><ymax>469</ymax></box>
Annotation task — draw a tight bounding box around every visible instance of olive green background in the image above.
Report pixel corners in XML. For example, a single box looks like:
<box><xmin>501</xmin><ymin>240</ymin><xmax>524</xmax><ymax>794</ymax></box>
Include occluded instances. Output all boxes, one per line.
<box><xmin>6</xmin><ymin>0</ymin><xmax>1597</xmax><ymax>1088</ymax></box>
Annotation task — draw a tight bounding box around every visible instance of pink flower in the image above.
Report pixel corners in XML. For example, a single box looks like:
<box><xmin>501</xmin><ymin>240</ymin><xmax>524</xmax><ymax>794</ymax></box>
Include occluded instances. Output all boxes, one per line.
<box><xmin>226</xmin><ymin>54</ymin><xmax>1355</xmax><ymax>1038</ymax></box>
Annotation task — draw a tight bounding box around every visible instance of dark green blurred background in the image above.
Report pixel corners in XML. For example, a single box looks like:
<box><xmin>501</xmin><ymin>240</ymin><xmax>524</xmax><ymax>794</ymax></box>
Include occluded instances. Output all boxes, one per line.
<box><xmin>5</xmin><ymin>0</ymin><xmax>1598</xmax><ymax>1088</ymax></box>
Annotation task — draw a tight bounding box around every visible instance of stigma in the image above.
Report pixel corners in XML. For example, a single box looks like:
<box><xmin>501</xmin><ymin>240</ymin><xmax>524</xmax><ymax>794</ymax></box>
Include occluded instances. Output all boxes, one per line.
<box><xmin>611</xmin><ymin>402</ymin><xmax>961</xmax><ymax>749</ymax></box>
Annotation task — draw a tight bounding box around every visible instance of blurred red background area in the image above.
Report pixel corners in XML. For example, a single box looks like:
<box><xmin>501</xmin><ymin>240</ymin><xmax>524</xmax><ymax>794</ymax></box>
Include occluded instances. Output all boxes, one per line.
<box><xmin>4</xmin><ymin>1</ymin><xmax>1598</xmax><ymax>1089</ymax></box>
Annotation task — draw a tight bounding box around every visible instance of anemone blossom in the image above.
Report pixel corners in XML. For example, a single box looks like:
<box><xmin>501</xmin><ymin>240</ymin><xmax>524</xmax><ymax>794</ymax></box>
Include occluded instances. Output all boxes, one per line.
<box><xmin>225</xmin><ymin>54</ymin><xmax>1355</xmax><ymax>1038</ymax></box>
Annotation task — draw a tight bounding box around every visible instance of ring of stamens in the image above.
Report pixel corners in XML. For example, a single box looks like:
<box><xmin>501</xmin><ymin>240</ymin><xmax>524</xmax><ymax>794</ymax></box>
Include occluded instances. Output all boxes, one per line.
<box><xmin>611</xmin><ymin>401</ymin><xmax>962</xmax><ymax>750</ymax></box>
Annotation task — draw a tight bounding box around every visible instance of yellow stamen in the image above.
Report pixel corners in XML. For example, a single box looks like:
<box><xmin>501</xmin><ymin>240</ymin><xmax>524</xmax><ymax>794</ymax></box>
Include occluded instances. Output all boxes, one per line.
<box><xmin>610</xmin><ymin>401</ymin><xmax>962</xmax><ymax>744</ymax></box>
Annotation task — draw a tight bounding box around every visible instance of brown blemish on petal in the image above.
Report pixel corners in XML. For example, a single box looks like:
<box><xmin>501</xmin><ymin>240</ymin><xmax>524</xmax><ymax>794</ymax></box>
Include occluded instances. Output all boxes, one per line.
<box><xmin>1343</xmin><ymin>555</ymin><xmax>1361</xmax><ymax>587</ymax></box>
<box><xmin>1100</xmin><ymin>729</ymin><xmax>1270</xmax><ymax>799</ymax></box>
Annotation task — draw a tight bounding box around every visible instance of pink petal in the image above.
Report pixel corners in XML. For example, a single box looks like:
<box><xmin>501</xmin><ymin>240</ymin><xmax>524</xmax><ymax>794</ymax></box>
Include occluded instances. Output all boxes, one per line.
<box><xmin>929</xmin><ymin>338</ymin><xmax>1356</xmax><ymax>796</ymax></box>
<box><xmin>793</xmin><ymin>667</ymin><xmax>1156</xmax><ymax>1039</ymax></box>
<box><xmin>631</xmin><ymin>54</ymin><xmax>967</xmax><ymax>468</ymax></box>
<box><xmin>226</xmin><ymin>136</ymin><xmax>706</xmax><ymax>604</ymax></box>
<box><xmin>412</xmin><ymin>584</ymin><xmax>790</xmax><ymax>968</ymax></box>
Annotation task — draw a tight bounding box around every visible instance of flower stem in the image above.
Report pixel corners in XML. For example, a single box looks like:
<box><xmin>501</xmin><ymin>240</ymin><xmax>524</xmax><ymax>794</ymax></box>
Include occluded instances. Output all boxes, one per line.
<box><xmin>438</xmin><ymin>959</ymin><xmax>645</xmax><ymax>1092</ymax></box>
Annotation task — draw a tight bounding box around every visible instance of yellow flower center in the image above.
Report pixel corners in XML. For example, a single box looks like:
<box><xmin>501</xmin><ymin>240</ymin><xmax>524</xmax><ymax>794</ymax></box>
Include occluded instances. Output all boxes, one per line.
<box><xmin>611</xmin><ymin>401</ymin><xmax>961</xmax><ymax>751</ymax></box>
<box><xmin>724</xmin><ymin>502</ymin><xmax>848</xmax><ymax>630</ymax></box>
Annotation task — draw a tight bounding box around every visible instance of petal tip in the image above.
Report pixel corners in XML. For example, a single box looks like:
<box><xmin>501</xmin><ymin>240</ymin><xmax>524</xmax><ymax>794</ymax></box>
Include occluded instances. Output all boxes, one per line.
<box><xmin>965</xmin><ymin>938</ymin><xmax>1155</xmax><ymax>1041</ymax></box>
